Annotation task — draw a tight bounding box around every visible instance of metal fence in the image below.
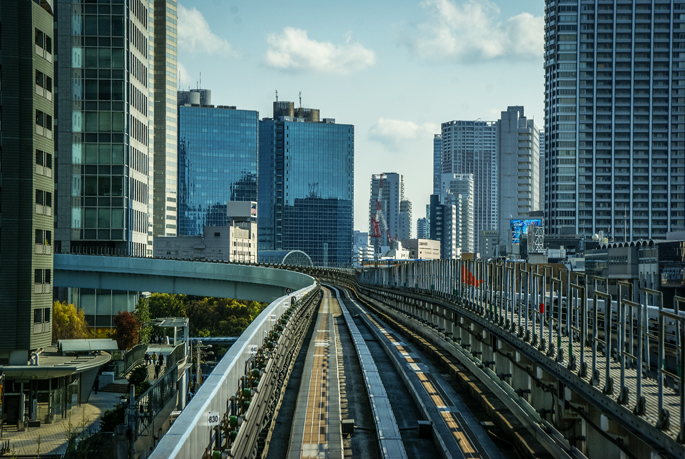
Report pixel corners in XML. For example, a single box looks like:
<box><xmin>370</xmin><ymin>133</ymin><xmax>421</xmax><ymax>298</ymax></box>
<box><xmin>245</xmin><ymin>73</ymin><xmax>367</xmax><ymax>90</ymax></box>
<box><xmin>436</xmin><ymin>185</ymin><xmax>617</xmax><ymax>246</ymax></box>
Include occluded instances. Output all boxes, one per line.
<box><xmin>358</xmin><ymin>258</ymin><xmax>685</xmax><ymax>451</ymax></box>
<box><xmin>134</xmin><ymin>365</ymin><xmax>178</xmax><ymax>440</ymax></box>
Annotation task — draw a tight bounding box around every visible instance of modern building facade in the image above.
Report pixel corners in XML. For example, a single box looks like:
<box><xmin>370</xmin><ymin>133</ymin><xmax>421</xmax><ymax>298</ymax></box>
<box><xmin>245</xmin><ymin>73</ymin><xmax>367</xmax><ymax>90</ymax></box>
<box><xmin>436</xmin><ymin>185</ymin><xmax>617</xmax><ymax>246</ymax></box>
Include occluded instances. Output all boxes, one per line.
<box><xmin>441</xmin><ymin>120</ymin><xmax>498</xmax><ymax>250</ymax></box>
<box><xmin>177</xmin><ymin>91</ymin><xmax>259</xmax><ymax>237</ymax></box>
<box><xmin>369</xmin><ymin>172</ymin><xmax>404</xmax><ymax>247</ymax></box>
<box><xmin>258</xmin><ymin>101</ymin><xmax>354</xmax><ymax>267</ymax></box>
<box><xmin>399</xmin><ymin>199</ymin><xmax>413</xmax><ymax>240</ymax></box>
<box><xmin>154</xmin><ymin>203</ymin><xmax>257</xmax><ymax>263</ymax></box>
<box><xmin>55</xmin><ymin>0</ymin><xmax>155</xmax><ymax>257</ymax></box>
<box><xmin>440</xmin><ymin>173</ymin><xmax>475</xmax><ymax>254</ymax></box>
<box><xmin>433</xmin><ymin>134</ymin><xmax>442</xmax><ymax>195</ymax></box>
<box><xmin>499</xmin><ymin>106</ymin><xmax>540</xmax><ymax>255</ymax></box>
<box><xmin>401</xmin><ymin>238</ymin><xmax>441</xmax><ymax>260</ymax></box>
<box><xmin>0</xmin><ymin>0</ymin><xmax>55</xmax><ymax>361</ymax></box>
<box><xmin>479</xmin><ymin>230</ymin><xmax>500</xmax><ymax>258</ymax></box>
<box><xmin>544</xmin><ymin>0</ymin><xmax>685</xmax><ymax>239</ymax></box>
<box><xmin>152</xmin><ymin>0</ymin><xmax>178</xmax><ymax>239</ymax></box>
<box><xmin>416</xmin><ymin>217</ymin><xmax>428</xmax><ymax>239</ymax></box>
<box><xmin>430</xmin><ymin>194</ymin><xmax>459</xmax><ymax>259</ymax></box>
<box><xmin>539</xmin><ymin>129</ymin><xmax>545</xmax><ymax>213</ymax></box>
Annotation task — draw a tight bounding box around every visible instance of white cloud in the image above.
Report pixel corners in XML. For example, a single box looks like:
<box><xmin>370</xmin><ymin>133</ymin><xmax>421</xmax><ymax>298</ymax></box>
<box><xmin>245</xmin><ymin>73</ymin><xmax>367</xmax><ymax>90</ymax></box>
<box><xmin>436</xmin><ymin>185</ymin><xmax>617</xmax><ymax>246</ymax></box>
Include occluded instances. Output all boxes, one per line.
<box><xmin>176</xmin><ymin>62</ymin><xmax>194</xmax><ymax>89</ymax></box>
<box><xmin>265</xmin><ymin>27</ymin><xmax>375</xmax><ymax>74</ymax></box>
<box><xmin>400</xmin><ymin>0</ymin><xmax>543</xmax><ymax>61</ymax></box>
<box><xmin>369</xmin><ymin>118</ymin><xmax>439</xmax><ymax>146</ymax></box>
<box><xmin>178</xmin><ymin>5</ymin><xmax>235</xmax><ymax>56</ymax></box>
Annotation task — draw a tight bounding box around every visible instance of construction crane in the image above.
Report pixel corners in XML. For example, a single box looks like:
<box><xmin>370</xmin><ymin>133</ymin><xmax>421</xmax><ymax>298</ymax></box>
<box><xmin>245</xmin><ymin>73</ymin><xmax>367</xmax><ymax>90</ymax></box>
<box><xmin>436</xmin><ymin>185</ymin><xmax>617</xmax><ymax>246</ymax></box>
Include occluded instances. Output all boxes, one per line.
<box><xmin>371</xmin><ymin>174</ymin><xmax>392</xmax><ymax>253</ymax></box>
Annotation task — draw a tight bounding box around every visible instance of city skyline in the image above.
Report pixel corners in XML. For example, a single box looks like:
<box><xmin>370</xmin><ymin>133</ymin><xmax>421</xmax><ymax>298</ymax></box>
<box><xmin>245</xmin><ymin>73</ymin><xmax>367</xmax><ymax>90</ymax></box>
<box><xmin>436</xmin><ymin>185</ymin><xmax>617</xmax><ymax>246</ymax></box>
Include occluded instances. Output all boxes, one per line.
<box><xmin>176</xmin><ymin>0</ymin><xmax>545</xmax><ymax>232</ymax></box>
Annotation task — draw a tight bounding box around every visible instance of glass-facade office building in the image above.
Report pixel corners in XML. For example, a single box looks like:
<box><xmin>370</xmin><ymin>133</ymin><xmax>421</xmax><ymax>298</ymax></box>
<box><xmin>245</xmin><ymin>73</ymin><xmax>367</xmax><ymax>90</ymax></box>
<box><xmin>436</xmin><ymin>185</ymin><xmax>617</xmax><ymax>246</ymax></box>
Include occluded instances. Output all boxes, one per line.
<box><xmin>177</xmin><ymin>98</ymin><xmax>259</xmax><ymax>236</ymax></box>
<box><xmin>259</xmin><ymin>102</ymin><xmax>354</xmax><ymax>267</ymax></box>
<box><xmin>544</xmin><ymin>0</ymin><xmax>685</xmax><ymax>238</ymax></box>
<box><xmin>55</xmin><ymin>0</ymin><xmax>153</xmax><ymax>257</ymax></box>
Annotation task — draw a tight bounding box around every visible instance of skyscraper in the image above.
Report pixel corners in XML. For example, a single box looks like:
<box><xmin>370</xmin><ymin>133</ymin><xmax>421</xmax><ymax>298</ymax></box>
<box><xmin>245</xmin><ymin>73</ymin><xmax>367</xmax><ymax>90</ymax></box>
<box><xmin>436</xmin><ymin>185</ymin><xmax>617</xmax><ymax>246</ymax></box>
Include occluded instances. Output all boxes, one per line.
<box><xmin>399</xmin><ymin>199</ymin><xmax>413</xmax><ymax>240</ymax></box>
<box><xmin>259</xmin><ymin>101</ymin><xmax>354</xmax><ymax>267</ymax></box>
<box><xmin>369</xmin><ymin>173</ymin><xmax>404</xmax><ymax>246</ymax></box>
<box><xmin>0</xmin><ymin>0</ymin><xmax>55</xmax><ymax>359</ymax></box>
<box><xmin>544</xmin><ymin>0</ymin><xmax>685</xmax><ymax>238</ymax></box>
<box><xmin>441</xmin><ymin>120</ymin><xmax>498</xmax><ymax>250</ymax></box>
<box><xmin>177</xmin><ymin>90</ymin><xmax>259</xmax><ymax>237</ymax></box>
<box><xmin>152</xmin><ymin>0</ymin><xmax>178</xmax><ymax>239</ymax></box>
<box><xmin>440</xmin><ymin>173</ymin><xmax>475</xmax><ymax>253</ymax></box>
<box><xmin>55</xmin><ymin>0</ymin><xmax>154</xmax><ymax>257</ymax></box>
<box><xmin>498</xmin><ymin>106</ymin><xmax>540</xmax><ymax>254</ymax></box>
<box><xmin>433</xmin><ymin>134</ymin><xmax>442</xmax><ymax>195</ymax></box>
<box><xmin>539</xmin><ymin>129</ymin><xmax>545</xmax><ymax>213</ymax></box>
<box><xmin>416</xmin><ymin>217</ymin><xmax>428</xmax><ymax>239</ymax></box>
<box><xmin>430</xmin><ymin>194</ymin><xmax>459</xmax><ymax>259</ymax></box>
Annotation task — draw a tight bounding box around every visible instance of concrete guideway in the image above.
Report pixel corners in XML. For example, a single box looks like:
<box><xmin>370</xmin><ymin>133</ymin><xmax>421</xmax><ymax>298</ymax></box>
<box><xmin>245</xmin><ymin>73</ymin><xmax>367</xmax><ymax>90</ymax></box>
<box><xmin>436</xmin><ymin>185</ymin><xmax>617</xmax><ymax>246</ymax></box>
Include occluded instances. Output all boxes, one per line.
<box><xmin>338</xmin><ymin>287</ymin><xmax>505</xmax><ymax>459</ymax></box>
<box><xmin>288</xmin><ymin>288</ymin><xmax>343</xmax><ymax>459</ymax></box>
<box><xmin>54</xmin><ymin>254</ymin><xmax>314</xmax><ymax>304</ymax></box>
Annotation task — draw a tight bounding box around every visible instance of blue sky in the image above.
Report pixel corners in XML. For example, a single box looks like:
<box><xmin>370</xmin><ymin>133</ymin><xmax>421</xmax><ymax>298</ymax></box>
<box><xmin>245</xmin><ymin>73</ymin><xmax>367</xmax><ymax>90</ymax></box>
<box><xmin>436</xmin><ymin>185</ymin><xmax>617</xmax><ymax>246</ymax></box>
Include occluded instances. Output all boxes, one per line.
<box><xmin>177</xmin><ymin>0</ymin><xmax>546</xmax><ymax>233</ymax></box>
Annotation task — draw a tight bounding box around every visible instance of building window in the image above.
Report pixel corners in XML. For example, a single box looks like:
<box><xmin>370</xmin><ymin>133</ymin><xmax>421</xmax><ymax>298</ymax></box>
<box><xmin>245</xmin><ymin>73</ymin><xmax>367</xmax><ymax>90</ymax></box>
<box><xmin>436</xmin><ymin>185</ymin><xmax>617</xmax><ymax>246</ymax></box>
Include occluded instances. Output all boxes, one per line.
<box><xmin>34</xmin><ymin>269</ymin><xmax>51</xmax><ymax>294</ymax></box>
<box><xmin>35</xmin><ymin>150</ymin><xmax>52</xmax><ymax>177</ymax></box>
<box><xmin>35</xmin><ymin>229</ymin><xmax>52</xmax><ymax>255</ymax></box>
<box><xmin>34</xmin><ymin>28</ymin><xmax>52</xmax><ymax>62</ymax></box>
<box><xmin>35</xmin><ymin>190</ymin><xmax>52</xmax><ymax>216</ymax></box>
<box><xmin>35</xmin><ymin>70</ymin><xmax>52</xmax><ymax>100</ymax></box>
<box><xmin>35</xmin><ymin>110</ymin><xmax>53</xmax><ymax>139</ymax></box>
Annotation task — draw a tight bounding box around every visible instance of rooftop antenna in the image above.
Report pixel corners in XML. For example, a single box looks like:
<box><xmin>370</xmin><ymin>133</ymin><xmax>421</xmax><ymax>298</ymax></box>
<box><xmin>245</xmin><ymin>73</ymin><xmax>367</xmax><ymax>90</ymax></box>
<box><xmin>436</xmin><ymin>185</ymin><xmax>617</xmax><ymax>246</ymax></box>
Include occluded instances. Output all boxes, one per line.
<box><xmin>199</xmin><ymin>72</ymin><xmax>201</xmax><ymax>89</ymax></box>
<box><xmin>177</xmin><ymin>72</ymin><xmax>181</xmax><ymax>90</ymax></box>
<box><xmin>299</xmin><ymin>91</ymin><xmax>302</xmax><ymax>108</ymax></box>
<box><xmin>275</xmin><ymin>90</ymin><xmax>278</xmax><ymax>102</ymax></box>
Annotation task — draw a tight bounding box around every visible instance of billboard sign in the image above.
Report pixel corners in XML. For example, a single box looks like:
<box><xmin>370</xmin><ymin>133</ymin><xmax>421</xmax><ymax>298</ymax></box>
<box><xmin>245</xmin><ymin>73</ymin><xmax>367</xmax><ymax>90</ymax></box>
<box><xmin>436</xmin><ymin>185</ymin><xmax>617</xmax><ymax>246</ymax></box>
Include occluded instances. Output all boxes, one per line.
<box><xmin>510</xmin><ymin>219</ymin><xmax>542</xmax><ymax>244</ymax></box>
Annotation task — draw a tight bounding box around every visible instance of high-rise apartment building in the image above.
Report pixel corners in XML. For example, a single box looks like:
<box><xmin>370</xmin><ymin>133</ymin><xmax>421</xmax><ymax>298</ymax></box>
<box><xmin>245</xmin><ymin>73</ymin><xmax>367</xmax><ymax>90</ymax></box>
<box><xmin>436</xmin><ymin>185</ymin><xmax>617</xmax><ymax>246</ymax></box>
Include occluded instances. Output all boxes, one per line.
<box><xmin>433</xmin><ymin>134</ymin><xmax>442</xmax><ymax>195</ymax></box>
<box><xmin>369</xmin><ymin>173</ymin><xmax>404</xmax><ymax>246</ymax></box>
<box><xmin>430</xmin><ymin>194</ymin><xmax>459</xmax><ymax>259</ymax></box>
<box><xmin>416</xmin><ymin>217</ymin><xmax>428</xmax><ymax>239</ymax></box>
<box><xmin>177</xmin><ymin>90</ymin><xmax>259</xmax><ymax>236</ymax></box>
<box><xmin>539</xmin><ymin>129</ymin><xmax>545</xmax><ymax>213</ymax></box>
<box><xmin>499</xmin><ymin>106</ymin><xmax>540</xmax><ymax>254</ymax></box>
<box><xmin>544</xmin><ymin>0</ymin><xmax>685</xmax><ymax>238</ymax></box>
<box><xmin>440</xmin><ymin>173</ymin><xmax>475</xmax><ymax>253</ymax></box>
<box><xmin>55</xmin><ymin>0</ymin><xmax>155</xmax><ymax>257</ymax></box>
<box><xmin>152</xmin><ymin>0</ymin><xmax>178</xmax><ymax>238</ymax></box>
<box><xmin>441</xmin><ymin>120</ymin><xmax>498</xmax><ymax>250</ymax></box>
<box><xmin>259</xmin><ymin>102</ymin><xmax>354</xmax><ymax>267</ymax></box>
<box><xmin>0</xmin><ymin>0</ymin><xmax>55</xmax><ymax>360</ymax></box>
<box><xmin>399</xmin><ymin>199</ymin><xmax>413</xmax><ymax>240</ymax></box>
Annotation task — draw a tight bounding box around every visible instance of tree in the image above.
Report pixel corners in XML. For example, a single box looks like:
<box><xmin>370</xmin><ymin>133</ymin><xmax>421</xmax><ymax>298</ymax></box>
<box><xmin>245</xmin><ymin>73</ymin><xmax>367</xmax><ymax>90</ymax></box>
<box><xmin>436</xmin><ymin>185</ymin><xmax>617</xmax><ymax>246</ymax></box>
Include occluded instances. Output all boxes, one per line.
<box><xmin>134</xmin><ymin>297</ymin><xmax>152</xmax><ymax>344</ymax></box>
<box><xmin>112</xmin><ymin>311</ymin><xmax>139</xmax><ymax>350</ymax></box>
<box><xmin>52</xmin><ymin>301</ymin><xmax>90</xmax><ymax>341</ymax></box>
<box><xmin>148</xmin><ymin>293</ymin><xmax>186</xmax><ymax>319</ymax></box>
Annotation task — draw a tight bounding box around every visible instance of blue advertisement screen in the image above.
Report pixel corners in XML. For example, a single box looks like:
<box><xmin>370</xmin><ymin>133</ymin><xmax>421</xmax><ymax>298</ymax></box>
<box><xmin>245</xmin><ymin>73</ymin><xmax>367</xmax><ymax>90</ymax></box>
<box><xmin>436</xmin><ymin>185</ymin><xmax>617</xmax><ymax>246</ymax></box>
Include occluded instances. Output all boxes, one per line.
<box><xmin>510</xmin><ymin>219</ymin><xmax>542</xmax><ymax>244</ymax></box>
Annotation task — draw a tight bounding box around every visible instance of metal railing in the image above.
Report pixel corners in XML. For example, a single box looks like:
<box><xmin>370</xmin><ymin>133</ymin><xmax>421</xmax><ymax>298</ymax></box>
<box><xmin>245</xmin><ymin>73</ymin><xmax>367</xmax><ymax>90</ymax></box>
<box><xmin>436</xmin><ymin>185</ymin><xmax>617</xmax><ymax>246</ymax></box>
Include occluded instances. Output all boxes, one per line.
<box><xmin>134</xmin><ymin>365</ymin><xmax>178</xmax><ymax>440</ymax></box>
<box><xmin>356</xmin><ymin>258</ymin><xmax>685</xmax><ymax>453</ymax></box>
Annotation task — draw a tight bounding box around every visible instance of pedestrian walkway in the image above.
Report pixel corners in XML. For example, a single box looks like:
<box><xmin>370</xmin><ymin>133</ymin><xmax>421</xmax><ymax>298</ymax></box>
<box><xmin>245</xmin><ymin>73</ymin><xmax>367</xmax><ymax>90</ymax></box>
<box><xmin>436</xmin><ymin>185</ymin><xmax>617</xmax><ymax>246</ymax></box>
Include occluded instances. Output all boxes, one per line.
<box><xmin>0</xmin><ymin>392</ymin><xmax>122</xmax><ymax>456</ymax></box>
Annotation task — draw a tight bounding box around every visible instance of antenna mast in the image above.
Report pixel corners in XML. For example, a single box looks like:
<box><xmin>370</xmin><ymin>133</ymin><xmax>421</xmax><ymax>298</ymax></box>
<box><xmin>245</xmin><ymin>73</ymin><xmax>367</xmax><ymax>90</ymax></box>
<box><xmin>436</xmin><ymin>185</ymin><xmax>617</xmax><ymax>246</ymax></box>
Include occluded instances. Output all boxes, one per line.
<box><xmin>299</xmin><ymin>91</ymin><xmax>302</xmax><ymax>107</ymax></box>
<box><xmin>275</xmin><ymin>90</ymin><xmax>278</xmax><ymax>102</ymax></box>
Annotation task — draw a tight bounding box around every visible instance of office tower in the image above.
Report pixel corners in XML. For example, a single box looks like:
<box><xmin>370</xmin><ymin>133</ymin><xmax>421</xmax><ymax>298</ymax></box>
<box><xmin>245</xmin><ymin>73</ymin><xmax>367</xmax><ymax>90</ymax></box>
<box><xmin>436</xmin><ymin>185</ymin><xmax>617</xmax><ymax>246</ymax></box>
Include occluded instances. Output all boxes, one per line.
<box><xmin>441</xmin><ymin>120</ymin><xmax>498</xmax><ymax>250</ymax></box>
<box><xmin>0</xmin><ymin>0</ymin><xmax>55</xmax><ymax>359</ymax></box>
<box><xmin>433</xmin><ymin>134</ymin><xmax>442</xmax><ymax>195</ymax></box>
<box><xmin>259</xmin><ymin>101</ymin><xmax>354</xmax><ymax>267</ymax></box>
<box><xmin>399</xmin><ymin>200</ymin><xmax>413</xmax><ymax>240</ymax></box>
<box><xmin>544</xmin><ymin>0</ymin><xmax>685</xmax><ymax>238</ymax></box>
<box><xmin>369</xmin><ymin>173</ymin><xmax>404</xmax><ymax>246</ymax></box>
<box><xmin>177</xmin><ymin>90</ymin><xmax>259</xmax><ymax>236</ymax></box>
<box><xmin>425</xmin><ymin>204</ymin><xmax>431</xmax><ymax>238</ymax></box>
<box><xmin>152</xmin><ymin>0</ymin><xmax>178</xmax><ymax>238</ymax></box>
<box><xmin>55</xmin><ymin>0</ymin><xmax>153</xmax><ymax>257</ymax></box>
<box><xmin>430</xmin><ymin>194</ymin><xmax>459</xmax><ymax>259</ymax></box>
<box><xmin>539</xmin><ymin>129</ymin><xmax>545</xmax><ymax>212</ymax></box>
<box><xmin>417</xmin><ymin>217</ymin><xmax>428</xmax><ymax>239</ymax></box>
<box><xmin>440</xmin><ymin>173</ymin><xmax>475</xmax><ymax>253</ymax></box>
<box><xmin>499</xmin><ymin>106</ymin><xmax>540</xmax><ymax>254</ymax></box>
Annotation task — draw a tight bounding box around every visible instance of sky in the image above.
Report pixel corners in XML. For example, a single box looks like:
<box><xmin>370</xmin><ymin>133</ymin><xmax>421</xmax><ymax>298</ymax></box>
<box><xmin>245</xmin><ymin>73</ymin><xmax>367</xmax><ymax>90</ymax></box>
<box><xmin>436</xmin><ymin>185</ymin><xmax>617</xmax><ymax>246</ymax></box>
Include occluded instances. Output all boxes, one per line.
<box><xmin>176</xmin><ymin>0</ymin><xmax>546</xmax><ymax>233</ymax></box>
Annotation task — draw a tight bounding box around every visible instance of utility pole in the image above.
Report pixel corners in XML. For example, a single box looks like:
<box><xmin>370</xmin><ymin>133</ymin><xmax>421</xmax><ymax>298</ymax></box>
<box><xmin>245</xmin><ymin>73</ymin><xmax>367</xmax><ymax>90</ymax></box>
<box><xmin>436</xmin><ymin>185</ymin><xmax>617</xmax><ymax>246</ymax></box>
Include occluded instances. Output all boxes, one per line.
<box><xmin>128</xmin><ymin>384</ymin><xmax>135</xmax><ymax>459</ymax></box>
<box><xmin>196</xmin><ymin>341</ymin><xmax>202</xmax><ymax>392</ymax></box>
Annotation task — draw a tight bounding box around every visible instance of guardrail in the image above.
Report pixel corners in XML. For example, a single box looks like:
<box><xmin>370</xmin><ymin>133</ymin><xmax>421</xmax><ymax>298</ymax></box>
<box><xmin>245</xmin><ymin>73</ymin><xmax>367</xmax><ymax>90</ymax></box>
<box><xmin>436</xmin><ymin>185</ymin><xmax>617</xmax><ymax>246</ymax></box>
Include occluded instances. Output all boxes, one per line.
<box><xmin>134</xmin><ymin>365</ymin><xmax>178</xmax><ymax>440</ymax></box>
<box><xmin>148</xmin><ymin>278</ymin><xmax>317</xmax><ymax>459</ymax></box>
<box><xmin>353</xmin><ymin>259</ymin><xmax>685</xmax><ymax>458</ymax></box>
